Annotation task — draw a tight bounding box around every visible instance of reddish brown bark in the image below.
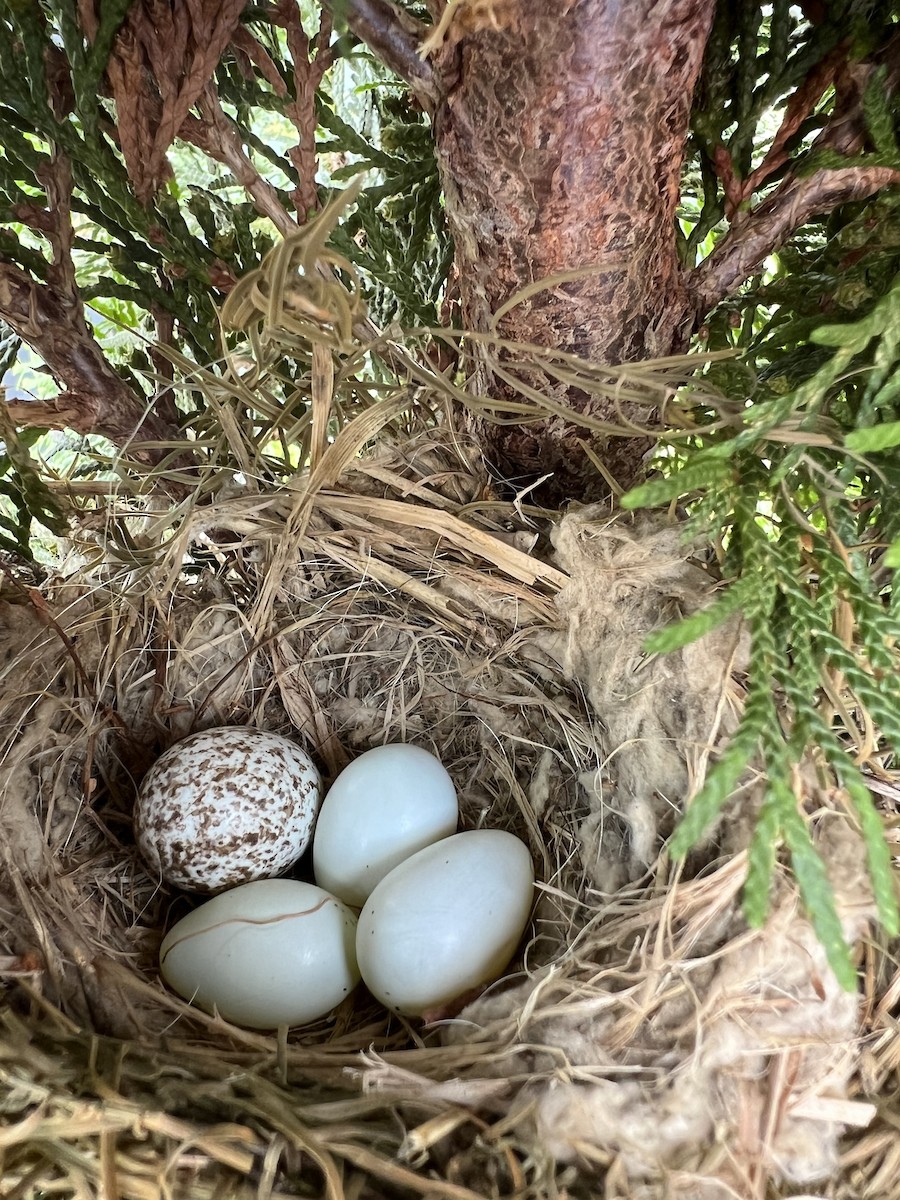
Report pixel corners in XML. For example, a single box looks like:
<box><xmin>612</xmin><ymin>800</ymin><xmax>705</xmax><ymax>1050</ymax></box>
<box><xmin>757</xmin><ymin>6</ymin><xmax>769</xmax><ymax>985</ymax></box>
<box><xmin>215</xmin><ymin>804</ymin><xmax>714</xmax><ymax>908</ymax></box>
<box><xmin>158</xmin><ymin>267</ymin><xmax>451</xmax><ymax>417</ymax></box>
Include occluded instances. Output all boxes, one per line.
<box><xmin>693</xmin><ymin>164</ymin><xmax>900</xmax><ymax>314</ymax></box>
<box><xmin>428</xmin><ymin>0</ymin><xmax>716</xmax><ymax>501</ymax></box>
<box><xmin>0</xmin><ymin>262</ymin><xmax>176</xmax><ymax>456</ymax></box>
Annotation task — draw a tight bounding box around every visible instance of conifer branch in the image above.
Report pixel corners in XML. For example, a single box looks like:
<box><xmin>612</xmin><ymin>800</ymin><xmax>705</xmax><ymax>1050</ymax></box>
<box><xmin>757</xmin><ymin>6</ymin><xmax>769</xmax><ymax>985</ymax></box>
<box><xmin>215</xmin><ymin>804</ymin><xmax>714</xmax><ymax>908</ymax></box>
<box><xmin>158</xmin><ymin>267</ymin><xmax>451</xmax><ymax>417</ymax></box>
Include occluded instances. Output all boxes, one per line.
<box><xmin>181</xmin><ymin>91</ymin><xmax>298</xmax><ymax>237</ymax></box>
<box><xmin>3</xmin><ymin>395</ymin><xmax>101</xmax><ymax>434</ymax></box>
<box><xmin>692</xmin><ymin>31</ymin><xmax>900</xmax><ymax>315</ymax></box>
<box><xmin>322</xmin><ymin>0</ymin><xmax>438</xmax><ymax>107</ymax></box>
<box><xmin>0</xmin><ymin>261</ymin><xmax>177</xmax><ymax>456</ymax></box>
<box><xmin>692</xmin><ymin>164</ymin><xmax>900</xmax><ymax>314</ymax></box>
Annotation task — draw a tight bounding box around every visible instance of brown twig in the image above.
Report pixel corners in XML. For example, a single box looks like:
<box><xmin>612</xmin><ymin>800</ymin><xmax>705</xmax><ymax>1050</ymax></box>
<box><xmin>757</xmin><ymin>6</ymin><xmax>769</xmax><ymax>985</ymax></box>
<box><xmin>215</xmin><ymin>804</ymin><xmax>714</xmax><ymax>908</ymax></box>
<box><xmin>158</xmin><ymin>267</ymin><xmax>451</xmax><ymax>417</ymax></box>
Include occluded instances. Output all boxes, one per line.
<box><xmin>150</xmin><ymin>0</ymin><xmax>247</xmax><ymax>185</ymax></box>
<box><xmin>37</xmin><ymin>151</ymin><xmax>78</xmax><ymax>299</ymax></box>
<box><xmin>711</xmin><ymin>47</ymin><xmax>848</xmax><ymax>220</ymax></box>
<box><xmin>230</xmin><ymin>24</ymin><xmax>289</xmax><ymax>95</ymax></box>
<box><xmin>692</xmin><ymin>164</ymin><xmax>900</xmax><ymax>314</ymax></box>
<box><xmin>739</xmin><ymin>47</ymin><xmax>845</xmax><ymax>205</ymax></box>
<box><xmin>1</xmin><ymin>85</ymin><xmax>178</xmax><ymax>453</ymax></box>
<box><xmin>148</xmin><ymin>299</ymin><xmax>180</xmax><ymax>431</ymax></box>
<box><xmin>321</xmin><ymin>0</ymin><xmax>438</xmax><ymax>109</ymax></box>
<box><xmin>92</xmin><ymin>0</ymin><xmax>247</xmax><ymax>203</ymax></box>
<box><xmin>693</xmin><ymin>37</ymin><xmax>900</xmax><ymax>315</ymax></box>
<box><xmin>271</xmin><ymin>0</ymin><xmax>335</xmax><ymax>221</ymax></box>
<box><xmin>181</xmin><ymin>91</ymin><xmax>298</xmax><ymax>237</ymax></box>
<box><xmin>4</xmin><ymin>395</ymin><xmax>103</xmax><ymax>434</ymax></box>
<box><xmin>0</xmin><ymin>262</ymin><xmax>176</xmax><ymax>454</ymax></box>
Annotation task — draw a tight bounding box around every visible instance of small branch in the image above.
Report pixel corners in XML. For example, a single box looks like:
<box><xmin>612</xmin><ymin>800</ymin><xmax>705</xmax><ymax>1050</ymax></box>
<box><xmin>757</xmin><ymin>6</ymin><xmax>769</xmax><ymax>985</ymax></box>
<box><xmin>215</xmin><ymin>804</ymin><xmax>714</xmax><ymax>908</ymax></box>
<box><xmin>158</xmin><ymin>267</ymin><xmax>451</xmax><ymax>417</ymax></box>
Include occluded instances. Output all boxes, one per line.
<box><xmin>148</xmin><ymin>299</ymin><xmax>180</xmax><ymax>432</ymax></box>
<box><xmin>0</xmin><ymin>261</ymin><xmax>177</xmax><ymax>456</ymax></box>
<box><xmin>181</xmin><ymin>91</ymin><xmax>298</xmax><ymax>237</ymax></box>
<box><xmin>692</xmin><ymin>165</ymin><xmax>900</xmax><ymax>314</ymax></box>
<box><xmin>272</xmin><ymin>0</ymin><xmax>334</xmax><ymax>220</ymax></box>
<box><xmin>322</xmin><ymin>0</ymin><xmax>438</xmax><ymax>108</ymax></box>
<box><xmin>692</xmin><ymin>34</ymin><xmax>900</xmax><ymax>315</ymax></box>
<box><xmin>4</xmin><ymin>395</ymin><xmax>102</xmax><ymax>434</ymax></box>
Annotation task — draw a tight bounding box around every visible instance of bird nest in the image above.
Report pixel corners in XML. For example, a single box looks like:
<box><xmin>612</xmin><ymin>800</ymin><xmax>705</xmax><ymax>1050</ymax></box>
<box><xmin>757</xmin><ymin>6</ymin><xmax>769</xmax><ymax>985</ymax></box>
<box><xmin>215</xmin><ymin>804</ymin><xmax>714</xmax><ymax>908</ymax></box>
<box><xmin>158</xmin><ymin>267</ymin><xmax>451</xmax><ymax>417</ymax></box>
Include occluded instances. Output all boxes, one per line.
<box><xmin>2</xmin><ymin>267</ymin><xmax>899</xmax><ymax>1198</ymax></box>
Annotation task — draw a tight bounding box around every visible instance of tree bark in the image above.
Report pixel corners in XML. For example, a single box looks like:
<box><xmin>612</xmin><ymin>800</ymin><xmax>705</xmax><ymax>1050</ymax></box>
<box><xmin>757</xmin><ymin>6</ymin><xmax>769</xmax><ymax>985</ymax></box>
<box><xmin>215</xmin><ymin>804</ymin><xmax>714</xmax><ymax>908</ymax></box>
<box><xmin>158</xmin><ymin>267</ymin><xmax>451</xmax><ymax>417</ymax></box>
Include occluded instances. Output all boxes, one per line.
<box><xmin>429</xmin><ymin>0</ymin><xmax>717</xmax><ymax>502</ymax></box>
<box><xmin>0</xmin><ymin>262</ymin><xmax>176</xmax><ymax>455</ymax></box>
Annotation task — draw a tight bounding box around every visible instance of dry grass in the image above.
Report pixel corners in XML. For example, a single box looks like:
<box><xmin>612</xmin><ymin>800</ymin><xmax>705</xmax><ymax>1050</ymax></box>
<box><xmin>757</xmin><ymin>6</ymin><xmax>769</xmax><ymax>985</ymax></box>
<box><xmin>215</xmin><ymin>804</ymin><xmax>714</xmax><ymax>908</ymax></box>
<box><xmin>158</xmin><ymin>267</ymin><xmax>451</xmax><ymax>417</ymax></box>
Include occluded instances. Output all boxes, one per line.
<box><xmin>2</xmin><ymin>227</ymin><xmax>899</xmax><ymax>1200</ymax></box>
<box><xmin>0</xmin><ymin>413</ymin><xmax>598</xmax><ymax>1199</ymax></box>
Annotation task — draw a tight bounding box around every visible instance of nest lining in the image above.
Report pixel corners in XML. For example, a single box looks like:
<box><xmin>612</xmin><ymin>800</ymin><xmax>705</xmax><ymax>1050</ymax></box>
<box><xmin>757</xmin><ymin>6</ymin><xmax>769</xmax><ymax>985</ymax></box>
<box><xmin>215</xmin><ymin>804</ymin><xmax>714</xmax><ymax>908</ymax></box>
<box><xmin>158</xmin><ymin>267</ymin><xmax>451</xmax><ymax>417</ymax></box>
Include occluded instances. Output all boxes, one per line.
<box><xmin>1</xmin><ymin>421</ymin><xmax>898</xmax><ymax>1200</ymax></box>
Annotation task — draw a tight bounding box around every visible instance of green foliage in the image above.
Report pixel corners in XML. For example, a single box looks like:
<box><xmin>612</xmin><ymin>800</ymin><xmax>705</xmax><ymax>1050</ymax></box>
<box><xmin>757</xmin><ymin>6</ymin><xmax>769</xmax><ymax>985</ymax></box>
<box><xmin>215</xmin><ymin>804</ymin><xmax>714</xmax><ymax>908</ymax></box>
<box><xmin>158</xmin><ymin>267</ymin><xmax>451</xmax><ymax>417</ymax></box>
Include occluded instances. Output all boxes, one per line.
<box><xmin>846</xmin><ymin>420</ymin><xmax>900</xmax><ymax>452</ymax></box>
<box><xmin>0</xmin><ymin>1</ymin><xmax>450</xmax><ymax>540</ymax></box>
<box><xmin>0</xmin><ymin>3</ymin><xmax>448</xmax><ymax>380</ymax></box>
<box><xmin>682</xmin><ymin>1</ymin><xmax>899</xmax><ymax>266</ymax></box>
<box><xmin>322</xmin><ymin>89</ymin><xmax>450</xmax><ymax>326</ymax></box>
<box><xmin>0</xmin><ymin>321</ymin><xmax>20</xmax><ymax>378</ymax></box>
<box><xmin>780</xmin><ymin>785</ymin><xmax>857</xmax><ymax>989</ymax></box>
<box><xmin>0</xmin><ymin>2</ymin><xmax>248</xmax><ymax>369</ymax></box>
<box><xmin>0</xmin><ymin>407</ymin><xmax>68</xmax><ymax>558</ymax></box>
<box><xmin>624</xmin><ymin>273</ymin><xmax>900</xmax><ymax>984</ymax></box>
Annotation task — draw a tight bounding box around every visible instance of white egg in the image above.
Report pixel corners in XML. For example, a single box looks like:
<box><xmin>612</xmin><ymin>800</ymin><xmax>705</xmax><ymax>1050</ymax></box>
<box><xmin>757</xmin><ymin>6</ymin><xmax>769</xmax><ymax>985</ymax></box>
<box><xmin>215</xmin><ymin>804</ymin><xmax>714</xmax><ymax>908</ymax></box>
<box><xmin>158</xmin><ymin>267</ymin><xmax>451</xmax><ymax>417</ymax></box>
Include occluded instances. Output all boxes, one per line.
<box><xmin>159</xmin><ymin>879</ymin><xmax>360</xmax><ymax>1028</ymax></box>
<box><xmin>135</xmin><ymin>726</ymin><xmax>321</xmax><ymax>893</ymax></box>
<box><xmin>356</xmin><ymin>830</ymin><xmax>534</xmax><ymax>1016</ymax></box>
<box><xmin>313</xmin><ymin>743</ymin><xmax>458</xmax><ymax>907</ymax></box>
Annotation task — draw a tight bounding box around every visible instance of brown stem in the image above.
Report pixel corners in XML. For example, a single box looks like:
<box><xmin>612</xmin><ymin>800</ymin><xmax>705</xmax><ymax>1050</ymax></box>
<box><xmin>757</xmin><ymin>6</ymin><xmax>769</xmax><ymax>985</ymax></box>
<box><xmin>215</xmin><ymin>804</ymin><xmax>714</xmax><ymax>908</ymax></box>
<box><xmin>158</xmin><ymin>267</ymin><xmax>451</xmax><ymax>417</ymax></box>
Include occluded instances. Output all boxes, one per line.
<box><xmin>0</xmin><ymin>101</ymin><xmax>181</xmax><ymax>459</ymax></box>
<box><xmin>273</xmin><ymin>0</ymin><xmax>334</xmax><ymax>220</ymax></box>
<box><xmin>695</xmin><ymin>33</ymin><xmax>900</xmax><ymax>312</ymax></box>
<box><xmin>692</xmin><ymin>166</ymin><xmax>900</xmax><ymax>315</ymax></box>
<box><xmin>0</xmin><ymin>262</ymin><xmax>176</xmax><ymax>455</ymax></box>
<box><xmin>148</xmin><ymin>301</ymin><xmax>180</xmax><ymax>431</ymax></box>
<box><xmin>433</xmin><ymin>0</ymin><xmax>716</xmax><ymax>502</ymax></box>
<box><xmin>322</xmin><ymin>0</ymin><xmax>437</xmax><ymax>108</ymax></box>
<box><xmin>4</xmin><ymin>396</ymin><xmax>102</xmax><ymax>434</ymax></box>
<box><xmin>182</xmin><ymin>92</ymin><xmax>298</xmax><ymax>237</ymax></box>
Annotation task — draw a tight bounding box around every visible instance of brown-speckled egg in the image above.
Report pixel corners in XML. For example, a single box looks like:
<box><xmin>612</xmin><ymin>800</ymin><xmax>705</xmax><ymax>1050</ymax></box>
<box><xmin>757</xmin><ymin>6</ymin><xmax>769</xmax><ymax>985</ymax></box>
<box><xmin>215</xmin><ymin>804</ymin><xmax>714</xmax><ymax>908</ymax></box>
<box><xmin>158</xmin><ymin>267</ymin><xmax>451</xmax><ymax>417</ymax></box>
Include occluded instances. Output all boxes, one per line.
<box><xmin>135</xmin><ymin>726</ymin><xmax>321</xmax><ymax>893</ymax></box>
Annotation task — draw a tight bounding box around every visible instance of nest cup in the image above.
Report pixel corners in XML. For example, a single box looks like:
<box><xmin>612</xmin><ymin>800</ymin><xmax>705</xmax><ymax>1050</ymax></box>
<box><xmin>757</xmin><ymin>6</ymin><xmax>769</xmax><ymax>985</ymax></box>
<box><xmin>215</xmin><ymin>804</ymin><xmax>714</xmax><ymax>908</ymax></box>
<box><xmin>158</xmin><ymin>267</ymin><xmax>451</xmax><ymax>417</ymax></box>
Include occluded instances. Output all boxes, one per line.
<box><xmin>1</xmin><ymin>294</ymin><xmax>898</xmax><ymax>1198</ymax></box>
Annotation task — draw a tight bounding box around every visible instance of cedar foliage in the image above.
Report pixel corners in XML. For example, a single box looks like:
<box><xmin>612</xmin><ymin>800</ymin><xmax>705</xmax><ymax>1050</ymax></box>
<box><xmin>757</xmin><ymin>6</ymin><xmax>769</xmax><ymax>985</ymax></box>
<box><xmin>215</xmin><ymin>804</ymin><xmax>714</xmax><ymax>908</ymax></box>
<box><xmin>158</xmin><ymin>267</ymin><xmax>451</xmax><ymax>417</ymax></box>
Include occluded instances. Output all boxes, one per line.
<box><xmin>1</xmin><ymin>0</ymin><xmax>900</xmax><ymax>981</ymax></box>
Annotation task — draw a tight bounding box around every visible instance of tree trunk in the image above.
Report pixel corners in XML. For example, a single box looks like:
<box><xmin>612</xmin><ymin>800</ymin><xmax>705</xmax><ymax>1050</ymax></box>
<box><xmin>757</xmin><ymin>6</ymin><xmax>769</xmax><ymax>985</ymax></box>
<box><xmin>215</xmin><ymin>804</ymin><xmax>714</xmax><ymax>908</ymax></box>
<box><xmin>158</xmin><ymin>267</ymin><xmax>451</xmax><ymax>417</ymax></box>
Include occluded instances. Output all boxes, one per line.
<box><xmin>429</xmin><ymin>0</ymin><xmax>716</xmax><ymax>503</ymax></box>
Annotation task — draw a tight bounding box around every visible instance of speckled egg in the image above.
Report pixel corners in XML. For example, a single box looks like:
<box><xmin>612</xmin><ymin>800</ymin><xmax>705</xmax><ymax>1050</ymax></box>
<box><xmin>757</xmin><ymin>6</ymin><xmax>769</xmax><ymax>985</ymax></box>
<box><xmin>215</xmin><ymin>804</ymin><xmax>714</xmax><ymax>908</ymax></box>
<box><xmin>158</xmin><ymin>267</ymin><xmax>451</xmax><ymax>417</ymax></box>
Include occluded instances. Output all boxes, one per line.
<box><xmin>135</xmin><ymin>726</ymin><xmax>321</xmax><ymax>893</ymax></box>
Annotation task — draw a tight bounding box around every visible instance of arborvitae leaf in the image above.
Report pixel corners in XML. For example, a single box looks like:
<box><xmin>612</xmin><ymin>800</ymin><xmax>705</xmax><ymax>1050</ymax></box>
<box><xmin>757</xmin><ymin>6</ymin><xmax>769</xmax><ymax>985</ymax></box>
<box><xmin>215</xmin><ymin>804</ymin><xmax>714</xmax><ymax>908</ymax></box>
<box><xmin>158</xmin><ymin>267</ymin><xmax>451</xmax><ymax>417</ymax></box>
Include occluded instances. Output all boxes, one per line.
<box><xmin>669</xmin><ymin>730</ymin><xmax>759</xmax><ymax>856</ymax></box>
<box><xmin>862</xmin><ymin>66</ymin><xmax>899</xmax><ymax>159</ymax></box>
<box><xmin>0</xmin><ymin>405</ymin><xmax>69</xmax><ymax>540</ymax></box>
<box><xmin>815</xmin><ymin>630</ymin><xmax>900</xmax><ymax>747</ymax></box>
<box><xmin>845</xmin><ymin>420</ymin><xmax>900</xmax><ymax>452</ymax></box>
<box><xmin>844</xmin><ymin>776</ymin><xmax>900</xmax><ymax>936</ymax></box>
<box><xmin>743</xmin><ymin>795</ymin><xmax>780</xmax><ymax>926</ymax></box>
<box><xmin>644</xmin><ymin>577</ymin><xmax>749</xmax><ymax>654</ymax></box>
<box><xmin>621</xmin><ymin>456</ymin><xmax>731</xmax><ymax>510</ymax></box>
<box><xmin>0</xmin><ymin>321</ymin><xmax>20</xmax><ymax>377</ymax></box>
<box><xmin>781</xmin><ymin>802</ymin><xmax>856</xmax><ymax>991</ymax></box>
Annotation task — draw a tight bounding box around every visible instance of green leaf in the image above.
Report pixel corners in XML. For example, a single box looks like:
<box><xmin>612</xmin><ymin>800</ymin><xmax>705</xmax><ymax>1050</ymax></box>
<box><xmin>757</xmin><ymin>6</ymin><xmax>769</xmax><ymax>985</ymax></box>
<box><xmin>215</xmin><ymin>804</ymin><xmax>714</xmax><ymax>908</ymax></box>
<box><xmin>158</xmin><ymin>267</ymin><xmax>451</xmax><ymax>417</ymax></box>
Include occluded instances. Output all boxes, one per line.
<box><xmin>844</xmin><ymin>776</ymin><xmax>900</xmax><ymax>936</ymax></box>
<box><xmin>742</xmin><ymin>795</ymin><xmax>780</xmax><ymax>927</ymax></box>
<box><xmin>885</xmin><ymin>539</ymin><xmax>900</xmax><ymax>568</ymax></box>
<box><xmin>644</xmin><ymin>577</ymin><xmax>748</xmax><ymax>655</ymax></box>
<box><xmin>669</xmin><ymin>734</ymin><xmax>757</xmax><ymax>857</ymax></box>
<box><xmin>781</xmin><ymin>803</ymin><xmax>856</xmax><ymax>991</ymax></box>
<box><xmin>620</xmin><ymin>456</ymin><xmax>731</xmax><ymax>510</ymax></box>
<box><xmin>862</xmin><ymin>66</ymin><xmax>899</xmax><ymax>159</ymax></box>
<box><xmin>845</xmin><ymin>421</ymin><xmax>900</xmax><ymax>453</ymax></box>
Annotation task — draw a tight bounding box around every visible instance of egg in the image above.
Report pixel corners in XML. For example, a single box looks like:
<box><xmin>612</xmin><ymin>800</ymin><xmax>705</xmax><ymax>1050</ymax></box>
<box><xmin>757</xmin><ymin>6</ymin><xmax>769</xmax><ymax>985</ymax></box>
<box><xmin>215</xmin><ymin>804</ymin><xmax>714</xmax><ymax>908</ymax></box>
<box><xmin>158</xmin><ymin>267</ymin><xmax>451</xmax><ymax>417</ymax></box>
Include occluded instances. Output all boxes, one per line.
<box><xmin>159</xmin><ymin>879</ymin><xmax>360</xmax><ymax>1028</ymax></box>
<box><xmin>313</xmin><ymin>743</ymin><xmax>458</xmax><ymax>907</ymax></box>
<box><xmin>356</xmin><ymin>829</ymin><xmax>534</xmax><ymax>1016</ymax></box>
<box><xmin>135</xmin><ymin>726</ymin><xmax>321</xmax><ymax>893</ymax></box>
